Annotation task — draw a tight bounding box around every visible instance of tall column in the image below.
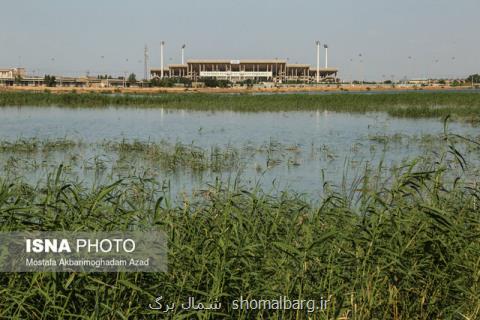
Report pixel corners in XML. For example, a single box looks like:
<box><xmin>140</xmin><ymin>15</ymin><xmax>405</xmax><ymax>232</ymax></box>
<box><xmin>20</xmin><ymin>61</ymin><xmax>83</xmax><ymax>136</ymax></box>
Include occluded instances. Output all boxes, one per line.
<box><xmin>181</xmin><ymin>44</ymin><xmax>185</xmax><ymax>65</ymax></box>
<box><xmin>324</xmin><ymin>44</ymin><xmax>328</xmax><ymax>68</ymax></box>
<box><xmin>316</xmin><ymin>41</ymin><xmax>320</xmax><ymax>83</ymax></box>
<box><xmin>160</xmin><ymin>41</ymin><xmax>165</xmax><ymax>79</ymax></box>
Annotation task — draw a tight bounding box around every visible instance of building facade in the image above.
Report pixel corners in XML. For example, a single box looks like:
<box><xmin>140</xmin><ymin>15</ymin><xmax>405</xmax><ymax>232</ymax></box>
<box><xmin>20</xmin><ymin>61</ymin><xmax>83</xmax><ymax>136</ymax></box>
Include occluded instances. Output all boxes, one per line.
<box><xmin>0</xmin><ymin>68</ymin><xmax>26</xmax><ymax>79</ymax></box>
<box><xmin>151</xmin><ymin>59</ymin><xmax>337</xmax><ymax>83</ymax></box>
<box><xmin>0</xmin><ymin>68</ymin><xmax>27</xmax><ymax>85</ymax></box>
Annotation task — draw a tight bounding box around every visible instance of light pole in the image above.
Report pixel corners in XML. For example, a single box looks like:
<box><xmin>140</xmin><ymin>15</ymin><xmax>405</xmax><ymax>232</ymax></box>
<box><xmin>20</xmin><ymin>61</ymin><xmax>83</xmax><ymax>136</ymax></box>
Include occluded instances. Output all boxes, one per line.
<box><xmin>181</xmin><ymin>44</ymin><xmax>186</xmax><ymax>65</ymax></box>
<box><xmin>160</xmin><ymin>41</ymin><xmax>165</xmax><ymax>79</ymax></box>
<box><xmin>144</xmin><ymin>45</ymin><xmax>149</xmax><ymax>82</ymax></box>
<box><xmin>324</xmin><ymin>44</ymin><xmax>328</xmax><ymax>68</ymax></box>
<box><xmin>451</xmin><ymin>56</ymin><xmax>456</xmax><ymax>81</ymax></box>
<box><xmin>407</xmin><ymin>56</ymin><xmax>413</xmax><ymax>82</ymax></box>
<box><xmin>275</xmin><ymin>57</ymin><xmax>279</xmax><ymax>83</ymax></box>
<box><xmin>358</xmin><ymin>53</ymin><xmax>363</xmax><ymax>85</ymax></box>
<box><xmin>100</xmin><ymin>55</ymin><xmax>105</xmax><ymax>78</ymax></box>
<box><xmin>349</xmin><ymin>58</ymin><xmax>353</xmax><ymax>85</ymax></box>
<box><xmin>50</xmin><ymin>58</ymin><xmax>55</xmax><ymax>78</ymax></box>
<box><xmin>432</xmin><ymin>59</ymin><xmax>439</xmax><ymax>82</ymax></box>
<box><xmin>316</xmin><ymin>41</ymin><xmax>320</xmax><ymax>83</ymax></box>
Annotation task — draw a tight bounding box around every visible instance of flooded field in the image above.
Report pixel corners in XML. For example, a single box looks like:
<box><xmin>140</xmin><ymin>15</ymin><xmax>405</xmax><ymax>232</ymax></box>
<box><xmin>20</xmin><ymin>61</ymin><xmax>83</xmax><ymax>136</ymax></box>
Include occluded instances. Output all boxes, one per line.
<box><xmin>1</xmin><ymin>103</ymin><xmax>480</xmax><ymax>319</ymax></box>
<box><xmin>1</xmin><ymin>106</ymin><xmax>478</xmax><ymax>199</ymax></box>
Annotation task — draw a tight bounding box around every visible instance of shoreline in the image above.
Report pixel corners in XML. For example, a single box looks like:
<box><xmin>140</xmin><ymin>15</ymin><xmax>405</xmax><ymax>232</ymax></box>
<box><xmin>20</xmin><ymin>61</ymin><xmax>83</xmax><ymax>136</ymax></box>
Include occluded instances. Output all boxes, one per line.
<box><xmin>0</xmin><ymin>84</ymin><xmax>477</xmax><ymax>95</ymax></box>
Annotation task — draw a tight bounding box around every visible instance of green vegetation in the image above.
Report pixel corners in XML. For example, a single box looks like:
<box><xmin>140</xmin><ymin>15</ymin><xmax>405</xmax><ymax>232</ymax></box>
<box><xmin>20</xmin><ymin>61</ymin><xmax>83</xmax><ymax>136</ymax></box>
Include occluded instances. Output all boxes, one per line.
<box><xmin>14</xmin><ymin>75</ymin><xmax>23</xmax><ymax>85</ymax></box>
<box><xmin>0</xmin><ymin>105</ymin><xmax>479</xmax><ymax>318</ymax></box>
<box><xmin>0</xmin><ymin>137</ymin><xmax>328</xmax><ymax>176</ymax></box>
<box><xmin>97</xmin><ymin>74</ymin><xmax>114</xmax><ymax>80</ymax></box>
<box><xmin>43</xmin><ymin>75</ymin><xmax>57</xmax><ymax>87</ymax></box>
<box><xmin>151</xmin><ymin>77</ymin><xmax>192</xmax><ymax>87</ymax></box>
<box><xmin>104</xmin><ymin>140</ymin><xmax>242</xmax><ymax>172</ymax></box>
<box><xmin>0</xmin><ymin>143</ymin><xmax>479</xmax><ymax>318</ymax></box>
<box><xmin>0</xmin><ymin>138</ymin><xmax>77</xmax><ymax>152</ymax></box>
<box><xmin>127</xmin><ymin>73</ymin><xmax>137</xmax><ymax>85</ymax></box>
<box><xmin>1</xmin><ymin>91</ymin><xmax>480</xmax><ymax>122</ymax></box>
<box><xmin>466</xmin><ymin>74</ymin><xmax>480</xmax><ymax>84</ymax></box>
<box><xmin>199</xmin><ymin>77</ymin><xmax>232</xmax><ymax>88</ymax></box>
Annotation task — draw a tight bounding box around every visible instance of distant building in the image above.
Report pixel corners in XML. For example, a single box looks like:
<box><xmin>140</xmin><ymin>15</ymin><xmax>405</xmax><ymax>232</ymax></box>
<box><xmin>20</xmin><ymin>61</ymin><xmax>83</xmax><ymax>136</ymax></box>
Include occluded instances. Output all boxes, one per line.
<box><xmin>0</xmin><ymin>68</ymin><xmax>26</xmax><ymax>79</ymax></box>
<box><xmin>150</xmin><ymin>59</ymin><xmax>338</xmax><ymax>83</ymax></box>
<box><xmin>0</xmin><ymin>68</ymin><xmax>27</xmax><ymax>85</ymax></box>
<box><xmin>0</xmin><ymin>68</ymin><xmax>131</xmax><ymax>88</ymax></box>
<box><xmin>408</xmin><ymin>79</ymin><xmax>429</xmax><ymax>85</ymax></box>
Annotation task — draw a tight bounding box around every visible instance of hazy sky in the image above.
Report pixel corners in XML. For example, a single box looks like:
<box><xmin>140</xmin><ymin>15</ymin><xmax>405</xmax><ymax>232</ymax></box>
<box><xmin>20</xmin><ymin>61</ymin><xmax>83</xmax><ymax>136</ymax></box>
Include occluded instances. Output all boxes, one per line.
<box><xmin>1</xmin><ymin>0</ymin><xmax>478</xmax><ymax>80</ymax></box>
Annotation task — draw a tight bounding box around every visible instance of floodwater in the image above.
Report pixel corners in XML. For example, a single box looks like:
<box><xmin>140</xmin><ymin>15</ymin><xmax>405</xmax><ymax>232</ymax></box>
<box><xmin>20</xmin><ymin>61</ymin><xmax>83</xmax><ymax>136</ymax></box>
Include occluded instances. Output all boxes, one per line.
<box><xmin>0</xmin><ymin>106</ymin><xmax>478</xmax><ymax>198</ymax></box>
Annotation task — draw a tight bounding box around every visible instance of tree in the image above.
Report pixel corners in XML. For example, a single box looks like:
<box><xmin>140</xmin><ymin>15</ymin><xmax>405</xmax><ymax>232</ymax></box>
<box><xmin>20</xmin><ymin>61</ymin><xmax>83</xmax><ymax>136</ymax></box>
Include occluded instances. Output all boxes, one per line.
<box><xmin>97</xmin><ymin>74</ymin><xmax>113</xmax><ymax>80</ymax></box>
<box><xmin>127</xmin><ymin>73</ymin><xmax>137</xmax><ymax>85</ymax></box>
<box><xmin>44</xmin><ymin>75</ymin><xmax>56</xmax><ymax>87</ymax></box>
<box><xmin>450</xmin><ymin>80</ymin><xmax>462</xmax><ymax>87</ymax></box>
<box><xmin>199</xmin><ymin>77</ymin><xmax>232</xmax><ymax>88</ymax></box>
<box><xmin>466</xmin><ymin>74</ymin><xmax>480</xmax><ymax>84</ymax></box>
<box><xmin>151</xmin><ymin>77</ymin><xmax>175</xmax><ymax>87</ymax></box>
<box><xmin>14</xmin><ymin>75</ymin><xmax>23</xmax><ymax>85</ymax></box>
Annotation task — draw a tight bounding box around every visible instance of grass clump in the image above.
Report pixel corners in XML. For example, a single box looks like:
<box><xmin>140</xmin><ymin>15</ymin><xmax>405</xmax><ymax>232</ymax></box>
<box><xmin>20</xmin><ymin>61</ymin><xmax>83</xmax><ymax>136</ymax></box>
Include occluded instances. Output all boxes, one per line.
<box><xmin>104</xmin><ymin>140</ymin><xmax>242</xmax><ymax>172</ymax></box>
<box><xmin>0</xmin><ymin>138</ymin><xmax>78</xmax><ymax>153</ymax></box>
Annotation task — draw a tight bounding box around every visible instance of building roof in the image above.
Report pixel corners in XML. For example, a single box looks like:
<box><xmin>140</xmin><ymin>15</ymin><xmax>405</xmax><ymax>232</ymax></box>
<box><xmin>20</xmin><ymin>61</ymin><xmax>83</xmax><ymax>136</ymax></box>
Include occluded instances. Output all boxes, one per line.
<box><xmin>168</xmin><ymin>64</ymin><xmax>187</xmax><ymax>68</ymax></box>
<box><xmin>287</xmin><ymin>64</ymin><xmax>310</xmax><ymax>68</ymax></box>
<box><xmin>187</xmin><ymin>59</ymin><xmax>287</xmax><ymax>64</ymax></box>
<box><xmin>309</xmin><ymin>68</ymin><xmax>338</xmax><ymax>72</ymax></box>
<box><xmin>150</xmin><ymin>68</ymin><xmax>170</xmax><ymax>71</ymax></box>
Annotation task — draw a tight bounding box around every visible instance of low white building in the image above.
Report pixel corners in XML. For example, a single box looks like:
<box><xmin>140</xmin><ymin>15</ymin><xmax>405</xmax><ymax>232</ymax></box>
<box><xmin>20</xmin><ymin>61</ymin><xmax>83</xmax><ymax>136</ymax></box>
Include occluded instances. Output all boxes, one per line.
<box><xmin>0</xmin><ymin>68</ymin><xmax>26</xmax><ymax>80</ymax></box>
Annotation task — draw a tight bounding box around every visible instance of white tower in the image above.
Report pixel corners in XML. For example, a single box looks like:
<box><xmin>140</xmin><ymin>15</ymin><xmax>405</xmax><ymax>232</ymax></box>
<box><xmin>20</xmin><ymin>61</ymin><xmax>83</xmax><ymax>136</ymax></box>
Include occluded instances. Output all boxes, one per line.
<box><xmin>316</xmin><ymin>41</ymin><xmax>320</xmax><ymax>83</ymax></box>
<box><xmin>160</xmin><ymin>41</ymin><xmax>165</xmax><ymax>79</ymax></box>
<box><xmin>181</xmin><ymin>44</ymin><xmax>186</xmax><ymax>65</ymax></box>
<box><xmin>324</xmin><ymin>44</ymin><xmax>328</xmax><ymax>68</ymax></box>
<box><xmin>144</xmin><ymin>45</ymin><xmax>149</xmax><ymax>81</ymax></box>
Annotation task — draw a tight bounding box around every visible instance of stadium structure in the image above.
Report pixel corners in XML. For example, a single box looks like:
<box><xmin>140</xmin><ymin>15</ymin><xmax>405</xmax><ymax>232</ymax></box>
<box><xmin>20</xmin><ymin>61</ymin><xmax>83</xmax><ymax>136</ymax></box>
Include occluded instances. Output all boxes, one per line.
<box><xmin>150</xmin><ymin>42</ymin><xmax>338</xmax><ymax>83</ymax></box>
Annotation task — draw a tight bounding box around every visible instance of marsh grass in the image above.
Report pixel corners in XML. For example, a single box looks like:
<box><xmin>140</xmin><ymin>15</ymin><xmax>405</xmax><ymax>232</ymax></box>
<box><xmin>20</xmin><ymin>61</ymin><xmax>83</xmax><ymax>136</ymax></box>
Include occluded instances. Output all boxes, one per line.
<box><xmin>2</xmin><ymin>133</ymin><xmax>479</xmax><ymax>187</ymax></box>
<box><xmin>0</xmin><ymin>138</ymin><xmax>324</xmax><ymax>176</ymax></box>
<box><xmin>0</xmin><ymin>136</ymin><xmax>479</xmax><ymax>318</ymax></box>
<box><xmin>2</xmin><ymin>91</ymin><xmax>480</xmax><ymax>121</ymax></box>
<box><xmin>0</xmin><ymin>111</ymin><xmax>478</xmax><ymax>318</ymax></box>
<box><xmin>103</xmin><ymin>140</ymin><xmax>243</xmax><ymax>172</ymax></box>
<box><xmin>0</xmin><ymin>138</ymin><xmax>79</xmax><ymax>153</ymax></box>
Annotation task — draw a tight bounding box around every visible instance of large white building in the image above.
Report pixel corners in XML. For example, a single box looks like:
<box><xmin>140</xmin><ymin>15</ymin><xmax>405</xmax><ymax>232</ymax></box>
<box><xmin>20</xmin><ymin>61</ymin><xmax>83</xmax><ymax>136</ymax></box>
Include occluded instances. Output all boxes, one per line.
<box><xmin>151</xmin><ymin>59</ymin><xmax>338</xmax><ymax>83</ymax></box>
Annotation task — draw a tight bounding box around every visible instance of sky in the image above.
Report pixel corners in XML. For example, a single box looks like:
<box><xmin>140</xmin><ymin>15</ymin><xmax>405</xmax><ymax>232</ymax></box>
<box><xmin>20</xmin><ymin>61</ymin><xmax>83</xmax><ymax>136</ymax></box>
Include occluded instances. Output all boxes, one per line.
<box><xmin>1</xmin><ymin>0</ymin><xmax>478</xmax><ymax>81</ymax></box>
